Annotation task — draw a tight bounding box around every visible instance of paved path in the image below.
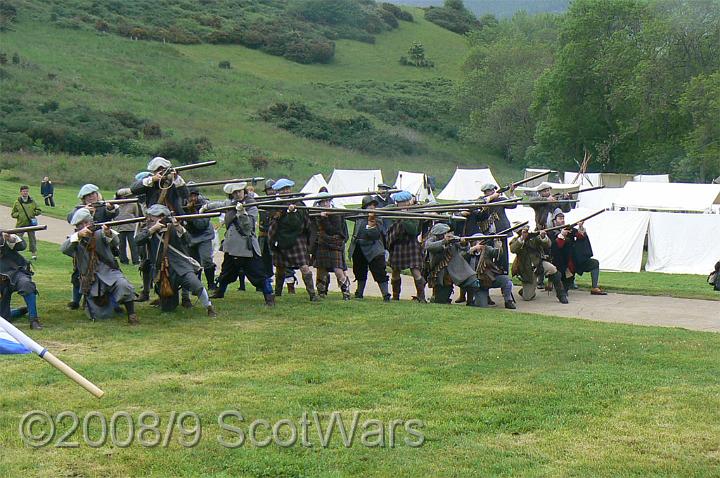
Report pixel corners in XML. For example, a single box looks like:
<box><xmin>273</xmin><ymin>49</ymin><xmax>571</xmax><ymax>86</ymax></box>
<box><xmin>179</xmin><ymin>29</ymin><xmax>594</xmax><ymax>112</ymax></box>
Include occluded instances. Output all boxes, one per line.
<box><xmin>3</xmin><ymin>205</ymin><xmax>718</xmax><ymax>333</ymax></box>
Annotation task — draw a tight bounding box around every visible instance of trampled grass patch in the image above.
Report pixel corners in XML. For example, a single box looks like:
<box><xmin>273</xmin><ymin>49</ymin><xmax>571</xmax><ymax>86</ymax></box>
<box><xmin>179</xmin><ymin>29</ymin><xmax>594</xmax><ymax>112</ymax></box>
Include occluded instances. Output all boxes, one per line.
<box><xmin>0</xmin><ymin>241</ymin><xmax>719</xmax><ymax>476</ymax></box>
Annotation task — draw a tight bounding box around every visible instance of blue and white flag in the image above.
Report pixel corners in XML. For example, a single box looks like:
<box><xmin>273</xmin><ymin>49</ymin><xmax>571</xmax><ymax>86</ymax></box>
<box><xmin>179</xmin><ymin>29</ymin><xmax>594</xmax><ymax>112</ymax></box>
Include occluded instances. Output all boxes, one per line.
<box><xmin>0</xmin><ymin>325</ymin><xmax>31</xmax><ymax>354</ymax></box>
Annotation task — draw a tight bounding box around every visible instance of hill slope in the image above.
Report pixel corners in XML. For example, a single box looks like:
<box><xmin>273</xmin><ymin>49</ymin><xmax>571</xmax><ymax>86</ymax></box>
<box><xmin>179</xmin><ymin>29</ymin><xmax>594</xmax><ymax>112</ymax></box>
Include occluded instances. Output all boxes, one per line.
<box><xmin>0</xmin><ymin>3</ymin><xmax>520</xmax><ymax>189</ymax></box>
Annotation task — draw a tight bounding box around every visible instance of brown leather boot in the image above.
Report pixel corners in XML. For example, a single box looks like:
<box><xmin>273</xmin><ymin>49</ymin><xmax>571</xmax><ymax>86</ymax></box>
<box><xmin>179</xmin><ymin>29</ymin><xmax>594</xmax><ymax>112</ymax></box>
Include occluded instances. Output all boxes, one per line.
<box><xmin>264</xmin><ymin>293</ymin><xmax>275</xmax><ymax>307</ymax></box>
<box><xmin>391</xmin><ymin>278</ymin><xmax>402</xmax><ymax>300</ymax></box>
<box><xmin>413</xmin><ymin>278</ymin><xmax>428</xmax><ymax>304</ymax></box>
<box><xmin>207</xmin><ymin>305</ymin><xmax>217</xmax><ymax>317</ymax></box>
<box><xmin>127</xmin><ymin>314</ymin><xmax>140</xmax><ymax>326</ymax></box>
<box><xmin>30</xmin><ymin>319</ymin><xmax>43</xmax><ymax>330</ymax></box>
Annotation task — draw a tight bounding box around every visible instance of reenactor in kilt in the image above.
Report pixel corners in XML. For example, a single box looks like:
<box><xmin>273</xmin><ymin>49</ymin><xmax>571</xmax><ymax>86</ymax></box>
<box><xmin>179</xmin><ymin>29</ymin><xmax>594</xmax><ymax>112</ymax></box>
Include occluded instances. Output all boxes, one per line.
<box><xmin>61</xmin><ymin>209</ymin><xmax>138</xmax><ymax>325</ymax></box>
<box><xmin>204</xmin><ymin>182</ymin><xmax>275</xmax><ymax>306</ymax></box>
<box><xmin>348</xmin><ymin>195</ymin><xmax>390</xmax><ymax>301</ymax></box>
<box><xmin>386</xmin><ymin>191</ymin><xmax>428</xmax><ymax>303</ymax></box>
<box><xmin>134</xmin><ymin>204</ymin><xmax>217</xmax><ymax>317</ymax></box>
<box><xmin>311</xmin><ymin>192</ymin><xmax>351</xmax><ymax>300</ymax></box>
<box><xmin>0</xmin><ymin>232</ymin><xmax>42</xmax><ymax>329</ymax></box>
<box><xmin>267</xmin><ymin>179</ymin><xmax>319</xmax><ymax>302</ymax></box>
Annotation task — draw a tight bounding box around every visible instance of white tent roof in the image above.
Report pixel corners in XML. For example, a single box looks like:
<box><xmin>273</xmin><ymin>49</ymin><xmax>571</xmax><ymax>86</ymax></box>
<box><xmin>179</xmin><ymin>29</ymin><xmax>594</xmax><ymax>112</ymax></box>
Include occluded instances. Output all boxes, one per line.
<box><xmin>300</xmin><ymin>173</ymin><xmax>345</xmax><ymax>207</ymax></box>
<box><xmin>613</xmin><ymin>182</ymin><xmax>720</xmax><ymax>212</ymax></box>
<box><xmin>393</xmin><ymin>171</ymin><xmax>435</xmax><ymax>203</ymax></box>
<box><xmin>327</xmin><ymin>169</ymin><xmax>383</xmax><ymax>206</ymax></box>
<box><xmin>437</xmin><ymin>168</ymin><xmax>498</xmax><ymax>201</ymax></box>
<box><xmin>633</xmin><ymin>174</ymin><xmax>670</xmax><ymax>183</ymax></box>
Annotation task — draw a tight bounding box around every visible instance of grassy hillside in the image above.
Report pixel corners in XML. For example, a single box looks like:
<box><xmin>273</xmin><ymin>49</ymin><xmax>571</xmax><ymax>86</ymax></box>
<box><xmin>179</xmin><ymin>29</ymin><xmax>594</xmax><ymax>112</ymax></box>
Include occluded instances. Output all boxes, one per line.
<box><xmin>0</xmin><ymin>4</ymin><xmax>520</xmax><ymax>190</ymax></box>
<box><xmin>1</xmin><ymin>240</ymin><xmax>720</xmax><ymax>476</ymax></box>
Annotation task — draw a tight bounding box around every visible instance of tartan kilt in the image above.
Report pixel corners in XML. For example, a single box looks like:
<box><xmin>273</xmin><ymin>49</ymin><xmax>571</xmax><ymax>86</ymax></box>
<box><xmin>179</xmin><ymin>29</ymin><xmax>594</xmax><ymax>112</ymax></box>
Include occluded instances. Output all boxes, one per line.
<box><xmin>389</xmin><ymin>241</ymin><xmax>424</xmax><ymax>270</ymax></box>
<box><xmin>312</xmin><ymin>244</ymin><xmax>347</xmax><ymax>270</ymax></box>
<box><xmin>272</xmin><ymin>238</ymin><xmax>310</xmax><ymax>268</ymax></box>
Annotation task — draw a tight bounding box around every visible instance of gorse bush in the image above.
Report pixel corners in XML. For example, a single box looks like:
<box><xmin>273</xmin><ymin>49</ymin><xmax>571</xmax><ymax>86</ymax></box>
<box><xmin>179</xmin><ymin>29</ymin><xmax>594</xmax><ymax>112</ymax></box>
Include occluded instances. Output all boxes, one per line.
<box><xmin>258</xmin><ymin>102</ymin><xmax>424</xmax><ymax>156</ymax></box>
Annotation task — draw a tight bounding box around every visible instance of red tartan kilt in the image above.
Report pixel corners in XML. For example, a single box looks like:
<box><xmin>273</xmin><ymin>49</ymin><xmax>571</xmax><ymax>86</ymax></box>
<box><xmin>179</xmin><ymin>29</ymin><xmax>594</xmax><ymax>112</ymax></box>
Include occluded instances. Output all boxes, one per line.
<box><xmin>389</xmin><ymin>241</ymin><xmax>423</xmax><ymax>270</ymax></box>
<box><xmin>312</xmin><ymin>245</ymin><xmax>347</xmax><ymax>270</ymax></box>
<box><xmin>272</xmin><ymin>239</ymin><xmax>310</xmax><ymax>268</ymax></box>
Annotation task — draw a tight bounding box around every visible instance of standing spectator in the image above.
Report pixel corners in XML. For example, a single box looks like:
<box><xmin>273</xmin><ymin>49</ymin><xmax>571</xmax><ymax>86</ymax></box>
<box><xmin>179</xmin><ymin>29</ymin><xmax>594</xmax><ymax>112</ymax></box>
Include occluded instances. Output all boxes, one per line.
<box><xmin>40</xmin><ymin>177</ymin><xmax>55</xmax><ymax>207</ymax></box>
<box><xmin>10</xmin><ymin>185</ymin><xmax>41</xmax><ymax>260</ymax></box>
<box><xmin>112</xmin><ymin>190</ymin><xmax>141</xmax><ymax>265</ymax></box>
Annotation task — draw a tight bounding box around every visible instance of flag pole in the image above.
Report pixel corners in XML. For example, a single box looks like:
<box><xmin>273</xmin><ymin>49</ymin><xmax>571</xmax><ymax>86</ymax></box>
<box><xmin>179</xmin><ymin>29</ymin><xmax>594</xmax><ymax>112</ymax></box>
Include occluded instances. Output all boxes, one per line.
<box><xmin>0</xmin><ymin>316</ymin><xmax>104</xmax><ymax>398</ymax></box>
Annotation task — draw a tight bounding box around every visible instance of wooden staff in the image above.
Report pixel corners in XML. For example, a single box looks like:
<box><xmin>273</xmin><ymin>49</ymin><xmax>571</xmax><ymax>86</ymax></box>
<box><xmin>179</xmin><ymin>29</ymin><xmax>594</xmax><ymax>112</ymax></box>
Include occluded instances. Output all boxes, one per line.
<box><xmin>497</xmin><ymin>170</ymin><xmax>552</xmax><ymax>194</ymax></box>
<box><xmin>0</xmin><ymin>225</ymin><xmax>48</xmax><ymax>234</ymax></box>
<box><xmin>84</xmin><ymin>198</ymin><xmax>139</xmax><ymax>208</ymax></box>
<box><xmin>0</xmin><ymin>316</ymin><xmax>104</xmax><ymax>398</ymax></box>
<box><xmin>187</xmin><ymin>178</ymin><xmax>265</xmax><ymax>188</ymax></box>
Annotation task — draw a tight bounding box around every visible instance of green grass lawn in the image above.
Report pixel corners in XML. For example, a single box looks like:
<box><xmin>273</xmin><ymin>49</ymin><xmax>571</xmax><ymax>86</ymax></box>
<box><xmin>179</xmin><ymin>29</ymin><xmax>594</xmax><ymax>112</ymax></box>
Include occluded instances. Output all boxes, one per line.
<box><xmin>1</xmin><ymin>240</ymin><xmax>720</xmax><ymax>476</ymax></box>
<box><xmin>575</xmin><ymin>270</ymin><xmax>719</xmax><ymax>301</ymax></box>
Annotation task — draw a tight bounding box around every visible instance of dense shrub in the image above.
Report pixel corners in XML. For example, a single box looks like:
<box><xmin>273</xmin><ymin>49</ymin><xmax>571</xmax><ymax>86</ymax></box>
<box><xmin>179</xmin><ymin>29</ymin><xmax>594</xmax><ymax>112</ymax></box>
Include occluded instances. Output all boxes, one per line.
<box><xmin>258</xmin><ymin>102</ymin><xmax>423</xmax><ymax>156</ymax></box>
<box><xmin>425</xmin><ymin>4</ymin><xmax>480</xmax><ymax>35</ymax></box>
<box><xmin>0</xmin><ymin>98</ymin><xmax>170</xmax><ymax>156</ymax></box>
<box><xmin>381</xmin><ymin>3</ymin><xmax>413</xmax><ymax>22</ymax></box>
<box><xmin>34</xmin><ymin>0</ymin><xmax>401</xmax><ymax>64</ymax></box>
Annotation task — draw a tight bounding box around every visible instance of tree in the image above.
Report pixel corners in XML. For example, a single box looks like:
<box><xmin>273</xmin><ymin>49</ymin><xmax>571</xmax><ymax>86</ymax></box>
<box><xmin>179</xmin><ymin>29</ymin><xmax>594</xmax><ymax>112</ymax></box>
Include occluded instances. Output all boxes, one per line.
<box><xmin>445</xmin><ymin>0</ymin><xmax>465</xmax><ymax>10</ymax></box>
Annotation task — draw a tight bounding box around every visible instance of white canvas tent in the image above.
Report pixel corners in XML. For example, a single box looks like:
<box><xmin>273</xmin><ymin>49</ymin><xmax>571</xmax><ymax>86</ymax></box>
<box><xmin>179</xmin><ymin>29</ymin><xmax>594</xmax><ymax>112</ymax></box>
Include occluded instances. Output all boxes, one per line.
<box><xmin>300</xmin><ymin>173</ymin><xmax>345</xmax><ymax>207</ymax></box>
<box><xmin>633</xmin><ymin>174</ymin><xmax>670</xmax><ymax>183</ymax></box>
<box><xmin>393</xmin><ymin>171</ymin><xmax>435</xmax><ymax>202</ymax></box>
<box><xmin>613</xmin><ymin>182</ymin><xmax>720</xmax><ymax>212</ymax></box>
<box><xmin>646</xmin><ymin>212</ymin><xmax>720</xmax><ymax>274</ymax></box>
<box><xmin>327</xmin><ymin>169</ymin><xmax>383</xmax><ymax>207</ymax></box>
<box><xmin>437</xmin><ymin>168</ymin><xmax>499</xmax><ymax>201</ymax></box>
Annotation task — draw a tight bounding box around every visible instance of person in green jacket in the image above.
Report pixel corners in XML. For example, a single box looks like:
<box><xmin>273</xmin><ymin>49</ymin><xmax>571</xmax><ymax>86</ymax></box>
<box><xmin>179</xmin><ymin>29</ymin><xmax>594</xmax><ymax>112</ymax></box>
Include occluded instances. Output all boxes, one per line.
<box><xmin>10</xmin><ymin>185</ymin><xmax>42</xmax><ymax>260</ymax></box>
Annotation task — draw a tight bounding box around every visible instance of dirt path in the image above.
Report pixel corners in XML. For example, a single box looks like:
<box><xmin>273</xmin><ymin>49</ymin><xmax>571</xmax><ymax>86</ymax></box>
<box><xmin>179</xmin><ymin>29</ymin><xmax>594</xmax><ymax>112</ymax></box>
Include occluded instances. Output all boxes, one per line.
<box><xmin>4</xmin><ymin>205</ymin><xmax>718</xmax><ymax>333</ymax></box>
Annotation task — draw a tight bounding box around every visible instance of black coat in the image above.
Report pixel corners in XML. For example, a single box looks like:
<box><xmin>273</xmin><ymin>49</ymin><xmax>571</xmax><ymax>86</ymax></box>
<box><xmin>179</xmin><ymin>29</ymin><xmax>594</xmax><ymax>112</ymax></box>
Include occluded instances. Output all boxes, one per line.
<box><xmin>548</xmin><ymin>229</ymin><xmax>595</xmax><ymax>276</ymax></box>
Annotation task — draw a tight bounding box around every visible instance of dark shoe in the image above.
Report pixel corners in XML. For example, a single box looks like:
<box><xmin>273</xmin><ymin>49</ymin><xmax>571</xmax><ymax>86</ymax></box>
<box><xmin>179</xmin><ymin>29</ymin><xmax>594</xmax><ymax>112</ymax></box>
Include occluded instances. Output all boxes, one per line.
<box><xmin>488</xmin><ymin>298</ymin><xmax>496</xmax><ymax>306</ymax></box>
<box><xmin>16</xmin><ymin>306</ymin><xmax>28</xmax><ymax>317</ymax></box>
<box><xmin>591</xmin><ymin>288</ymin><xmax>607</xmax><ymax>295</ymax></box>
<box><xmin>181</xmin><ymin>297</ymin><xmax>193</xmax><ymax>308</ymax></box>
<box><xmin>120</xmin><ymin>259</ymin><xmax>129</xmax><ymax>265</ymax></box>
<box><xmin>210</xmin><ymin>289</ymin><xmax>225</xmax><ymax>299</ymax></box>
<box><xmin>309</xmin><ymin>294</ymin><xmax>320</xmax><ymax>302</ymax></box>
<box><xmin>537</xmin><ymin>283</ymin><xmax>545</xmax><ymax>290</ymax></box>
<box><xmin>264</xmin><ymin>293</ymin><xmax>275</xmax><ymax>307</ymax></box>
<box><xmin>383</xmin><ymin>294</ymin><xmax>391</xmax><ymax>302</ymax></box>
<box><xmin>558</xmin><ymin>294</ymin><xmax>569</xmax><ymax>304</ymax></box>
<box><xmin>207</xmin><ymin>305</ymin><xmax>217</xmax><ymax>318</ymax></box>
<box><xmin>136</xmin><ymin>292</ymin><xmax>150</xmax><ymax>303</ymax></box>
<box><xmin>391</xmin><ymin>278</ymin><xmax>402</xmax><ymax>300</ymax></box>
<box><xmin>127</xmin><ymin>314</ymin><xmax>140</xmax><ymax>325</ymax></box>
<box><xmin>30</xmin><ymin>319</ymin><xmax>43</xmax><ymax>330</ymax></box>
<box><xmin>237</xmin><ymin>283</ymin><xmax>246</xmax><ymax>291</ymax></box>
<box><xmin>287</xmin><ymin>283</ymin><xmax>296</xmax><ymax>294</ymax></box>
<box><xmin>505</xmin><ymin>300</ymin><xmax>517</xmax><ymax>310</ymax></box>
<box><xmin>454</xmin><ymin>290</ymin><xmax>466</xmax><ymax>303</ymax></box>
<box><xmin>67</xmin><ymin>301</ymin><xmax>80</xmax><ymax>310</ymax></box>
